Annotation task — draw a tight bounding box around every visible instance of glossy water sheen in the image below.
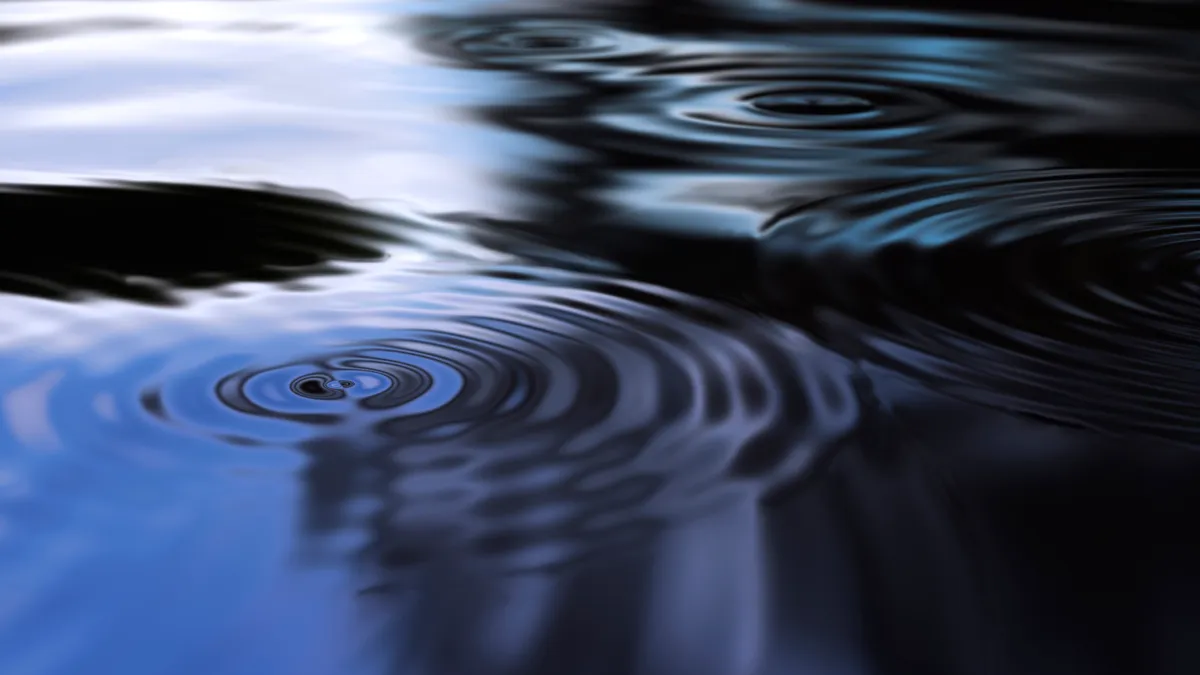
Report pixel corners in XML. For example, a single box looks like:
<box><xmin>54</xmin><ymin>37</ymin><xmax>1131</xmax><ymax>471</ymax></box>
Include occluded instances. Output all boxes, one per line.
<box><xmin>3</xmin><ymin>2</ymin><xmax>1200</xmax><ymax>675</ymax></box>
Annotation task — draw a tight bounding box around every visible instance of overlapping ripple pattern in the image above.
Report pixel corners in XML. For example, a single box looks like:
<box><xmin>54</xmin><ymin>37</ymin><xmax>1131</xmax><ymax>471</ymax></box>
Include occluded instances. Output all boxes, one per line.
<box><xmin>761</xmin><ymin>170</ymin><xmax>1200</xmax><ymax>443</ymax></box>
<box><xmin>451</xmin><ymin>18</ymin><xmax>1162</xmax><ymax>178</ymax></box>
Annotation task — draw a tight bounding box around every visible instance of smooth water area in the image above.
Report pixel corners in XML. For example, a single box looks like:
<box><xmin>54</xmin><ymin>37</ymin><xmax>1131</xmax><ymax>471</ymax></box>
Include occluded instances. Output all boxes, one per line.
<box><xmin>3</xmin><ymin>2</ymin><xmax>1200</xmax><ymax>674</ymax></box>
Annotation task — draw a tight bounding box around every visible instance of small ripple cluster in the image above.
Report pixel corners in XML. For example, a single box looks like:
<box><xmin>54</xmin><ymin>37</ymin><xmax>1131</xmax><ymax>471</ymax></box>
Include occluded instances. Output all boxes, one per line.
<box><xmin>760</xmin><ymin>170</ymin><xmax>1200</xmax><ymax>442</ymax></box>
<box><xmin>565</xmin><ymin>44</ymin><xmax>1048</xmax><ymax>174</ymax></box>
<box><xmin>415</xmin><ymin>17</ymin><xmax>663</xmax><ymax>70</ymax></box>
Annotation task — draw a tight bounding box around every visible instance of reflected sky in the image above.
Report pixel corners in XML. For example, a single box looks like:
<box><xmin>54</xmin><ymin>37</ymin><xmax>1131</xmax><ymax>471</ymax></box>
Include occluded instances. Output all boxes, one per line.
<box><xmin>0</xmin><ymin>0</ymin><xmax>570</xmax><ymax>214</ymax></box>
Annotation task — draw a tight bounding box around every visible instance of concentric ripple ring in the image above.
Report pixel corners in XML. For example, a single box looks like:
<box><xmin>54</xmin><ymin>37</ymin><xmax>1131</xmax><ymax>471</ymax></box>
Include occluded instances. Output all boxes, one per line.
<box><xmin>5</xmin><ymin>265</ymin><xmax>861</xmax><ymax>576</ymax></box>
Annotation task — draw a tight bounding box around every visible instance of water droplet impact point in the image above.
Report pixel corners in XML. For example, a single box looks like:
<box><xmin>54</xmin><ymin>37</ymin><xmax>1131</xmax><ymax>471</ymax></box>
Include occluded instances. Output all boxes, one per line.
<box><xmin>748</xmin><ymin>91</ymin><xmax>877</xmax><ymax>117</ymax></box>
<box><xmin>505</xmin><ymin>33</ymin><xmax>585</xmax><ymax>51</ymax></box>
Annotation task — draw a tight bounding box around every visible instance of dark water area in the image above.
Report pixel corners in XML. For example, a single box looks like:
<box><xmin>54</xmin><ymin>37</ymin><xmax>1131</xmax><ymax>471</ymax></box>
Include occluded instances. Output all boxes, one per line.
<box><xmin>3</xmin><ymin>1</ymin><xmax>1200</xmax><ymax>674</ymax></box>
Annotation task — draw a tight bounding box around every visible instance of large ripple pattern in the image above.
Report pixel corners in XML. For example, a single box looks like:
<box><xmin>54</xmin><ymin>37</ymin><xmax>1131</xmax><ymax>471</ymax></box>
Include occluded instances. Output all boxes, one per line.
<box><xmin>0</xmin><ymin>262</ymin><xmax>862</xmax><ymax>658</ymax></box>
<box><xmin>222</xmin><ymin>268</ymin><xmax>861</xmax><ymax>572</ymax></box>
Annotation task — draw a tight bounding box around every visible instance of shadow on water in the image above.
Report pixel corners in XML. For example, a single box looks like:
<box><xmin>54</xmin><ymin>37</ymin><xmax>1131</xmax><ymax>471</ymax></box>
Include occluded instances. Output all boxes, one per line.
<box><xmin>5</xmin><ymin>1</ymin><xmax>1200</xmax><ymax>675</ymax></box>
<box><xmin>0</xmin><ymin>181</ymin><xmax>407</xmax><ymax>303</ymax></box>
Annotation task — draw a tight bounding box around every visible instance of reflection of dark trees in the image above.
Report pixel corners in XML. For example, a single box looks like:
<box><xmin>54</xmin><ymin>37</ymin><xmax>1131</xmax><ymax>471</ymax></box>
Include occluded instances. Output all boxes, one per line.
<box><xmin>299</xmin><ymin>4</ymin><xmax>1200</xmax><ymax>674</ymax></box>
<box><xmin>842</xmin><ymin>377</ymin><xmax>1200</xmax><ymax>675</ymax></box>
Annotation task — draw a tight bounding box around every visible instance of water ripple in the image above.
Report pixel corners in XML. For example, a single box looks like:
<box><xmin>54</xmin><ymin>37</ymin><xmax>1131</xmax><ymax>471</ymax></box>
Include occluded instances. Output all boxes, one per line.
<box><xmin>558</xmin><ymin>40</ymin><xmax>1073</xmax><ymax>177</ymax></box>
<box><xmin>760</xmin><ymin>169</ymin><xmax>1200</xmax><ymax>442</ymax></box>
<box><xmin>0</xmin><ymin>263</ymin><xmax>861</xmax><ymax>673</ymax></box>
<box><xmin>416</xmin><ymin>17</ymin><xmax>663</xmax><ymax>70</ymax></box>
<box><xmin>196</xmin><ymin>267</ymin><xmax>861</xmax><ymax>573</ymax></box>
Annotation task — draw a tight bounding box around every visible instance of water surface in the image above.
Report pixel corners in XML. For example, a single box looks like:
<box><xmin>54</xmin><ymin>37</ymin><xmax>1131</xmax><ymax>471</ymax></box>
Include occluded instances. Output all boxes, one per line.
<box><xmin>2</xmin><ymin>1</ymin><xmax>1200</xmax><ymax>674</ymax></box>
